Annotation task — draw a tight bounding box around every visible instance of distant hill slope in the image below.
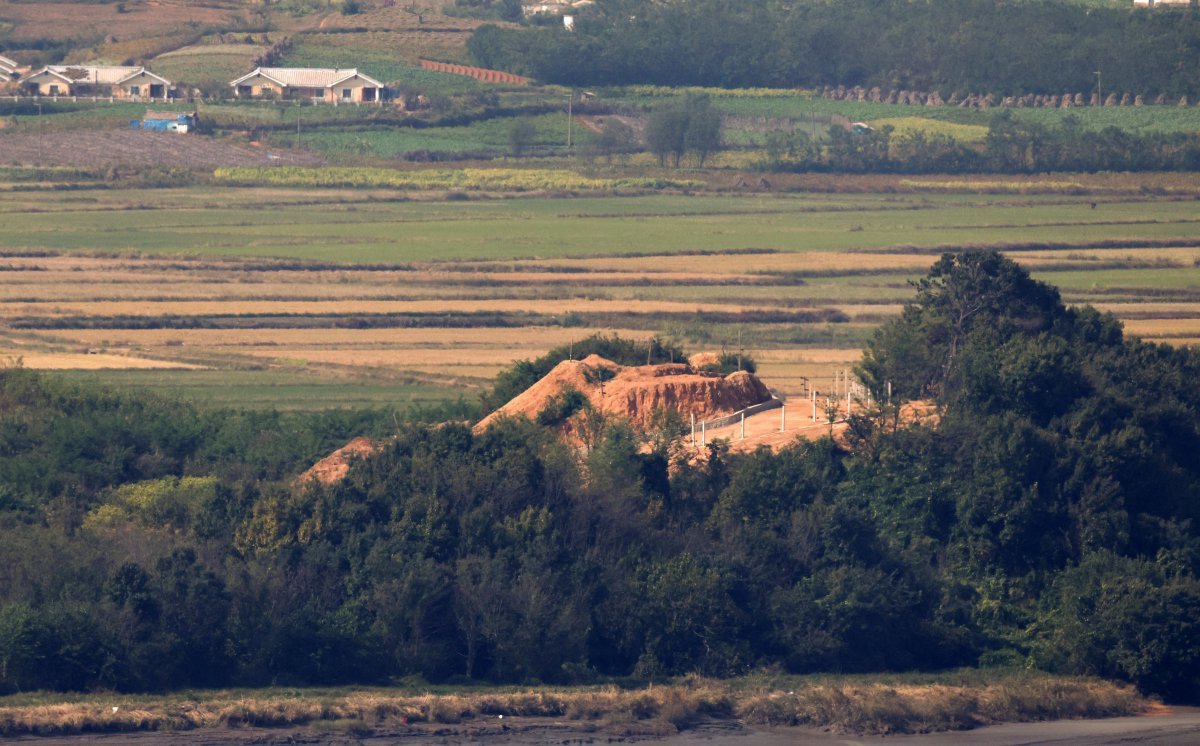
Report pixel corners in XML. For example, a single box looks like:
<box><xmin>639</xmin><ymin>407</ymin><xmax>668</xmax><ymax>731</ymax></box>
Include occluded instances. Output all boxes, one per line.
<box><xmin>0</xmin><ymin>0</ymin><xmax>496</xmax><ymax>83</ymax></box>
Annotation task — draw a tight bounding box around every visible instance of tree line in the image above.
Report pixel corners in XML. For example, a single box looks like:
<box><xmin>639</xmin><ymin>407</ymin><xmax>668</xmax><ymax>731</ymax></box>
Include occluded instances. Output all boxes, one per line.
<box><xmin>763</xmin><ymin>112</ymin><xmax>1200</xmax><ymax>173</ymax></box>
<box><xmin>468</xmin><ymin>0</ymin><xmax>1200</xmax><ymax>97</ymax></box>
<box><xmin>1</xmin><ymin>254</ymin><xmax>1198</xmax><ymax>701</ymax></box>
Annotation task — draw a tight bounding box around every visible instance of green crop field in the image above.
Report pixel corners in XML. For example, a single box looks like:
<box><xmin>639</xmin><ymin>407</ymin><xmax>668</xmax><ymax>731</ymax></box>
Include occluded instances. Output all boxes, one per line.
<box><xmin>151</xmin><ymin>44</ymin><xmax>268</xmax><ymax>90</ymax></box>
<box><xmin>264</xmin><ymin>112</ymin><xmax>589</xmax><ymax>157</ymax></box>
<box><xmin>52</xmin><ymin>369</ymin><xmax>465</xmax><ymax>411</ymax></box>
<box><xmin>283</xmin><ymin>39</ymin><xmax>486</xmax><ymax>93</ymax></box>
<box><xmin>607</xmin><ymin>88</ymin><xmax>1200</xmax><ymax>137</ymax></box>
<box><xmin>2</xmin><ymin>190</ymin><xmax>1197</xmax><ymax>262</ymax></box>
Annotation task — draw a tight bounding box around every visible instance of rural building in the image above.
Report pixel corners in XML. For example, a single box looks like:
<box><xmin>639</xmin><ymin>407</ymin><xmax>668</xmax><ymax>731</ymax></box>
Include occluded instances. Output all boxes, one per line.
<box><xmin>20</xmin><ymin>65</ymin><xmax>171</xmax><ymax>98</ymax></box>
<box><xmin>136</xmin><ymin>110</ymin><xmax>197</xmax><ymax>133</ymax></box>
<box><xmin>1133</xmin><ymin>0</ymin><xmax>1191</xmax><ymax>5</ymax></box>
<box><xmin>523</xmin><ymin>0</ymin><xmax>594</xmax><ymax>17</ymax></box>
<box><xmin>229</xmin><ymin>67</ymin><xmax>385</xmax><ymax>103</ymax></box>
<box><xmin>0</xmin><ymin>54</ymin><xmax>21</xmax><ymax>81</ymax></box>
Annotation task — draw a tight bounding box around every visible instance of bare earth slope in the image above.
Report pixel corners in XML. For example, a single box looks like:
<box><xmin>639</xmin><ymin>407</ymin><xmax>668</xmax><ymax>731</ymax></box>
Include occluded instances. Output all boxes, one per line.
<box><xmin>298</xmin><ymin>436</ymin><xmax>379</xmax><ymax>486</ymax></box>
<box><xmin>474</xmin><ymin>354</ymin><xmax>773</xmax><ymax>434</ymax></box>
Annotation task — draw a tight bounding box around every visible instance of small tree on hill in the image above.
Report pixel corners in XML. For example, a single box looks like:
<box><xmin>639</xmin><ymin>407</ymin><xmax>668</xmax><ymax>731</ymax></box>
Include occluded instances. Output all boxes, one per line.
<box><xmin>645</xmin><ymin>94</ymin><xmax>722</xmax><ymax>168</ymax></box>
<box><xmin>508</xmin><ymin>118</ymin><xmax>536</xmax><ymax>157</ymax></box>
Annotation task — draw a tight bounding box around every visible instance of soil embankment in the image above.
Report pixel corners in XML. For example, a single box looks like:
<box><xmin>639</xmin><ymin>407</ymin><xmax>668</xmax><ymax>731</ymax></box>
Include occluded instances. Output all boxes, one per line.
<box><xmin>0</xmin><ymin>677</ymin><xmax>1163</xmax><ymax>744</ymax></box>
<box><xmin>474</xmin><ymin>354</ymin><xmax>773</xmax><ymax>435</ymax></box>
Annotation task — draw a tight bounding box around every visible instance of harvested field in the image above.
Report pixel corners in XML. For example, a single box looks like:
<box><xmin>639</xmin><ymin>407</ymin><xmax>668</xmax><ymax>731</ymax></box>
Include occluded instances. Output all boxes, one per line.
<box><xmin>0</xmin><ymin>350</ymin><xmax>203</xmax><ymax>370</ymax></box>
<box><xmin>513</xmin><ymin>251</ymin><xmax>942</xmax><ymax>275</ymax></box>
<box><xmin>1122</xmin><ymin>318</ymin><xmax>1200</xmax><ymax>338</ymax></box>
<box><xmin>0</xmin><ymin>130</ymin><xmax>323</xmax><ymax>169</ymax></box>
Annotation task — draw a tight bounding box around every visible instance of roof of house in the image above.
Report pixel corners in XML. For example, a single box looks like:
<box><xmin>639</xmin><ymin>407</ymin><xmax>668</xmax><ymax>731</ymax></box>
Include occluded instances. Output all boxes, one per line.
<box><xmin>230</xmin><ymin>67</ymin><xmax>384</xmax><ymax>89</ymax></box>
<box><xmin>22</xmin><ymin>67</ymin><xmax>75</xmax><ymax>84</ymax></box>
<box><xmin>0</xmin><ymin>54</ymin><xmax>17</xmax><ymax>68</ymax></box>
<box><xmin>27</xmin><ymin>65</ymin><xmax>170</xmax><ymax>86</ymax></box>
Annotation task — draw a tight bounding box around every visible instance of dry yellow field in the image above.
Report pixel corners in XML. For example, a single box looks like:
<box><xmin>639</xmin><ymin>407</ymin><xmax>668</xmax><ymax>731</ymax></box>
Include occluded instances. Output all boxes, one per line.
<box><xmin>0</xmin><ymin>350</ymin><xmax>205</xmax><ymax>370</ymax></box>
<box><xmin>1019</xmin><ymin>248</ymin><xmax>1200</xmax><ymax>265</ymax></box>
<box><xmin>518</xmin><ymin>251</ymin><xmax>939</xmax><ymax>274</ymax></box>
<box><xmin>1123</xmin><ymin>318</ymin><xmax>1200</xmax><ymax>338</ymax></box>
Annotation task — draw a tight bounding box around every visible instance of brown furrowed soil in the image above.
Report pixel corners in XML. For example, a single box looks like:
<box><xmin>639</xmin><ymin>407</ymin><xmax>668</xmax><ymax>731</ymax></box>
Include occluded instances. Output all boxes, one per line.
<box><xmin>0</xmin><ymin>130</ymin><xmax>324</xmax><ymax>169</ymax></box>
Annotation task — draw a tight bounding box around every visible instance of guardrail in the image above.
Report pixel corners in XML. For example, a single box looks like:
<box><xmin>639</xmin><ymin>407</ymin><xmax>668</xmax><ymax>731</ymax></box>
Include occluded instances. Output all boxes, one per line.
<box><xmin>698</xmin><ymin>396</ymin><xmax>783</xmax><ymax>431</ymax></box>
<box><xmin>2</xmin><ymin>95</ymin><xmax>387</xmax><ymax>106</ymax></box>
<box><xmin>691</xmin><ymin>395</ymin><xmax>785</xmax><ymax>446</ymax></box>
<box><xmin>4</xmin><ymin>95</ymin><xmax>175</xmax><ymax>104</ymax></box>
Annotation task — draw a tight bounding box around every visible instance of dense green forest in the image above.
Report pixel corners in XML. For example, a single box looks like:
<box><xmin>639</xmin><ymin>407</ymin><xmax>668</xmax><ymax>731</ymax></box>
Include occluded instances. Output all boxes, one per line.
<box><xmin>469</xmin><ymin>0</ymin><xmax>1200</xmax><ymax>96</ymax></box>
<box><xmin>1</xmin><ymin>253</ymin><xmax>1198</xmax><ymax>702</ymax></box>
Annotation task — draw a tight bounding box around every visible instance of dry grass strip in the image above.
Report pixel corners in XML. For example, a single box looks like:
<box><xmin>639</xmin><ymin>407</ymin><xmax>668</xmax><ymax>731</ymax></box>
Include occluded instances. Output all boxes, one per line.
<box><xmin>0</xmin><ymin>675</ymin><xmax>1147</xmax><ymax>738</ymax></box>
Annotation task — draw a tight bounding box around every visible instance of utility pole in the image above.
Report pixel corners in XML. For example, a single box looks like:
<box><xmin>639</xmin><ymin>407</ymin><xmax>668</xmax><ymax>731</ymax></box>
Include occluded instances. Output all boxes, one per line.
<box><xmin>1095</xmin><ymin>69</ymin><xmax>1102</xmax><ymax>107</ymax></box>
<box><xmin>295</xmin><ymin>104</ymin><xmax>301</xmax><ymax>149</ymax></box>
<box><xmin>566</xmin><ymin>90</ymin><xmax>573</xmax><ymax>150</ymax></box>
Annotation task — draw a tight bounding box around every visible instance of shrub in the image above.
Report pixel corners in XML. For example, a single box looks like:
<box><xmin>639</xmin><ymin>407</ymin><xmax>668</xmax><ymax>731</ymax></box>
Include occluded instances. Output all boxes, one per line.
<box><xmin>536</xmin><ymin>387</ymin><xmax>588</xmax><ymax>426</ymax></box>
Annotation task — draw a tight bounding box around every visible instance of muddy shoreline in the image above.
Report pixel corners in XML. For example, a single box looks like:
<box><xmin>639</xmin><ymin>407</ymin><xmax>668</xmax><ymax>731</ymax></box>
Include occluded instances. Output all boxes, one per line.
<box><xmin>9</xmin><ymin>708</ymin><xmax>1200</xmax><ymax>746</ymax></box>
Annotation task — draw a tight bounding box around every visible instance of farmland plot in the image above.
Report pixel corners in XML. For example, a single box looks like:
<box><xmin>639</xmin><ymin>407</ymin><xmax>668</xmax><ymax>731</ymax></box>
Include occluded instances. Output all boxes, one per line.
<box><xmin>1</xmin><ymin>184</ymin><xmax>1198</xmax><ymax>409</ymax></box>
<box><xmin>0</xmin><ymin>130</ymin><xmax>323</xmax><ymax>169</ymax></box>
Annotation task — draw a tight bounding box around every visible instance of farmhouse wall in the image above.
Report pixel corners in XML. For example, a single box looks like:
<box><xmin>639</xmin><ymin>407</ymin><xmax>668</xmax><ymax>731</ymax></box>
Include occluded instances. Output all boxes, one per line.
<box><xmin>323</xmin><ymin>76</ymin><xmax>379</xmax><ymax>103</ymax></box>
<box><xmin>236</xmin><ymin>76</ymin><xmax>284</xmax><ymax>98</ymax></box>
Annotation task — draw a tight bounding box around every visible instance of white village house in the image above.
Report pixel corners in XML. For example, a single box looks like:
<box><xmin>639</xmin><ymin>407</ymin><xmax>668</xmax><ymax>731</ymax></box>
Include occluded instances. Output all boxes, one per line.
<box><xmin>230</xmin><ymin>67</ymin><xmax>385</xmax><ymax>103</ymax></box>
<box><xmin>20</xmin><ymin>65</ymin><xmax>171</xmax><ymax>98</ymax></box>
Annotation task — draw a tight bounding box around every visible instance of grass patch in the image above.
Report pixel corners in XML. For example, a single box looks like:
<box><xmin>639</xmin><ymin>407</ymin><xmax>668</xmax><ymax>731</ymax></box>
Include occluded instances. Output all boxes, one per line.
<box><xmin>53</xmin><ymin>369</ymin><xmax>465</xmax><ymax>411</ymax></box>
<box><xmin>212</xmin><ymin>166</ymin><xmax>695</xmax><ymax>191</ymax></box>
<box><xmin>283</xmin><ymin>39</ymin><xmax>484</xmax><ymax>93</ymax></box>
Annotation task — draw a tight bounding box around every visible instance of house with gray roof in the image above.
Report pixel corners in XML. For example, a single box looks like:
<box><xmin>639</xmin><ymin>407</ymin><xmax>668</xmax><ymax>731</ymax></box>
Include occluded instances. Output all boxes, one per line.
<box><xmin>21</xmin><ymin>65</ymin><xmax>171</xmax><ymax>98</ymax></box>
<box><xmin>230</xmin><ymin>67</ymin><xmax>384</xmax><ymax>102</ymax></box>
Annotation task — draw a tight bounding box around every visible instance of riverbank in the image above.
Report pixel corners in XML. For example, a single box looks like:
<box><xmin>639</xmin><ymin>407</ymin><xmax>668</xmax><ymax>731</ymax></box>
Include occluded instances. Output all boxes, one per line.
<box><xmin>0</xmin><ymin>671</ymin><xmax>1148</xmax><ymax>740</ymax></box>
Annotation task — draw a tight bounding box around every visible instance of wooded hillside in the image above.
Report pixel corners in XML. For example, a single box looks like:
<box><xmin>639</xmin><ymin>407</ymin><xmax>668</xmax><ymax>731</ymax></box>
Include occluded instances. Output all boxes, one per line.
<box><xmin>1</xmin><ymin>253</ymin><xmax>1197</xmax><ymax>701</ymax></box>
<box><xmin>470</xmin><ymin>0</ymin><xmax>1200</xmax><ymax>96</ymax></box>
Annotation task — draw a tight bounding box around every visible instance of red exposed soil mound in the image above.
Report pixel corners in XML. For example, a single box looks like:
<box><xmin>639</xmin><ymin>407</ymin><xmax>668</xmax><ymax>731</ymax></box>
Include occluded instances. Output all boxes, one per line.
<box><xmin>473</xmin><ymin>354</ymin><xmax>773</xmax><ymax>434</ymax></box>
<box><xmin>418</xmin><ymin>59</ymin><xmax>528</xmax><ymax>85</ymax></box>
<box><xmin>298</xmin><ymin>436</ymin><xmax>379</xmax><ymax>485</ymax></box>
